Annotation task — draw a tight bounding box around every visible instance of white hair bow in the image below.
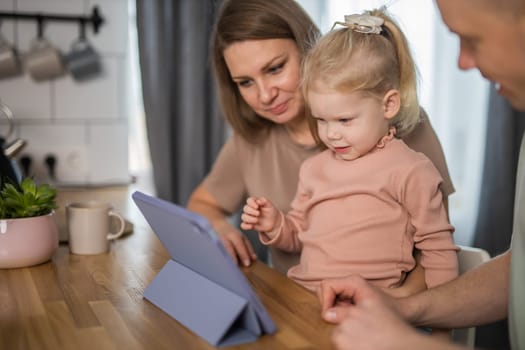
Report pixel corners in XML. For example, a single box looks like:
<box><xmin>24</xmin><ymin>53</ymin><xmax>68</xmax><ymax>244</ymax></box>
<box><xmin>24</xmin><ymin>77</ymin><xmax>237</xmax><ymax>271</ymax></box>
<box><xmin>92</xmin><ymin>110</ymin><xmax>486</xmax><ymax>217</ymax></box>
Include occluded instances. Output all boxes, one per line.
<box><xmin>331</xmin><ymin>14</ymin><xmax>384</xmax><ymax>34</ymax></box>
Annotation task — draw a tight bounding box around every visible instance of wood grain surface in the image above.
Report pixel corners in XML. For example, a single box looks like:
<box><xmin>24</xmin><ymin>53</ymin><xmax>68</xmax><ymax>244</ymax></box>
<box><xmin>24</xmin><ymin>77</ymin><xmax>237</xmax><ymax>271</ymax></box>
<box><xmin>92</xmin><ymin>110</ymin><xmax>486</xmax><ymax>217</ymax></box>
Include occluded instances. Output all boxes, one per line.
<box><xmin>0</xmin><ymin>185</ymin><xmax>335</xmax><ymax>349</ymax></box>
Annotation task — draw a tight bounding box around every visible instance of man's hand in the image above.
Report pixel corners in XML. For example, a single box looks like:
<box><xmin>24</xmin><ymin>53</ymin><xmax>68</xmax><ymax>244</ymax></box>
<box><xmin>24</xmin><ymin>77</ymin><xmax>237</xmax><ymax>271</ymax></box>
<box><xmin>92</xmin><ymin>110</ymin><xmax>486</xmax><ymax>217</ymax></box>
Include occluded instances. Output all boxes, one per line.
<box><xmin>318</xmin><ymin>275</ymin><xmax>433</xmax><ymax>350</ymax></box>
<box><xmin>318</xmin><ymin>275</ymin><xmax>400</xmax><ymax>324</ymax></box>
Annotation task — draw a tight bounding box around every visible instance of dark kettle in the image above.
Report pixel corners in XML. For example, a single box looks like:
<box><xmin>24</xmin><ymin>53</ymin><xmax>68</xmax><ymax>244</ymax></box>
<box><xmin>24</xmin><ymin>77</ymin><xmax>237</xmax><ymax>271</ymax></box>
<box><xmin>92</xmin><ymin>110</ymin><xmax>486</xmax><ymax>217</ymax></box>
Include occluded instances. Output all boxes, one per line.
<box><xmin>0</xmin><ymin>101</ymin><xmax>22</xmax><ymax>185</ymax></box>
<box><xmin>0</xmin><ymin>138</ymin><xmax>21</xmax><ymax>185</ymax></box>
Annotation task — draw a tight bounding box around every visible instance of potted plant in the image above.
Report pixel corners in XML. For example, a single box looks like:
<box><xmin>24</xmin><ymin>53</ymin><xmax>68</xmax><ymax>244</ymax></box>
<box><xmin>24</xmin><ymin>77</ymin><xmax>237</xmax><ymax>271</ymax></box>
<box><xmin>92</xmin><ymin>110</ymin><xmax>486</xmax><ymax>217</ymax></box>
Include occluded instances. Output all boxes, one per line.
<box><xmin>0</xmin><ymin>177</ymin><xmax>59</xmax><ymax>268</ymax></box>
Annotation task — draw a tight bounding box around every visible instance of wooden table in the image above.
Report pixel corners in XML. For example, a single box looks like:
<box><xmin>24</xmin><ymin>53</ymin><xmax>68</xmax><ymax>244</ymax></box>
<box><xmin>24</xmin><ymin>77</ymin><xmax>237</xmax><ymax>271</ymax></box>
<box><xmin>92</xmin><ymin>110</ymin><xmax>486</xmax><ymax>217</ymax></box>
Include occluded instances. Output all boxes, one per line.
<box><xmin>0</xmin><ymin>185</ymin><xmax>335</xmax><ymax>349</ymax></box>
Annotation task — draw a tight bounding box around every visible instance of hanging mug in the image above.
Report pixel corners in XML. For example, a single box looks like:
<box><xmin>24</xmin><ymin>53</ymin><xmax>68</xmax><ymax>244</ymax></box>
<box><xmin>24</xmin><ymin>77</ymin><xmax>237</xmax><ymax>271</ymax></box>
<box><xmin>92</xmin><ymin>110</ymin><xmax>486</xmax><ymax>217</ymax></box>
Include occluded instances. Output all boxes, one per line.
<box><xmin>25</xmin><ymin>38</ymin><xmax>65</xmax><ymax>81</ymax></box>
<box><xmin>64</xmin><ymin>39</ymin><xmax>102</xmax><ymax>81</ymax></box>
<box><xmin>0</xmin><ymin>34</ymin><xmax>21</xmax><ymax>79</ymax></box>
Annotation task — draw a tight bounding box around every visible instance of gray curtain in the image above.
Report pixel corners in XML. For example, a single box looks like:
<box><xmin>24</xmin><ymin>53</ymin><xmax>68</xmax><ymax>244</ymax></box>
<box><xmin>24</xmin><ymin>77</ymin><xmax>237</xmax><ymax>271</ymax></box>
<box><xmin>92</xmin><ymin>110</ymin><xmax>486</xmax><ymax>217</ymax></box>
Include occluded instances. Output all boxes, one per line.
<box><xmin>136</xmin><ymin>0</ymin><xmax>226</xmax><ymax>204</ymax></box>
<box><xmin>473</xmin><ymin>84</ymin><xmax>525</xmax><ymax>349</ymax></box>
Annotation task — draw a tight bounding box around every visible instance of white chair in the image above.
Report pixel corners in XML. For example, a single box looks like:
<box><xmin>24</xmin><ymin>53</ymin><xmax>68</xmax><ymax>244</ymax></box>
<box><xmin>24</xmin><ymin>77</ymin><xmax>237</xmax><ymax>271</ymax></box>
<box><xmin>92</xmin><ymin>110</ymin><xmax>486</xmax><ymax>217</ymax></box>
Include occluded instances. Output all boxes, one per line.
<box><xmin>451</xmin><ymin>245</ymin><xmax>491</xmax><ymax>347</ymax></box>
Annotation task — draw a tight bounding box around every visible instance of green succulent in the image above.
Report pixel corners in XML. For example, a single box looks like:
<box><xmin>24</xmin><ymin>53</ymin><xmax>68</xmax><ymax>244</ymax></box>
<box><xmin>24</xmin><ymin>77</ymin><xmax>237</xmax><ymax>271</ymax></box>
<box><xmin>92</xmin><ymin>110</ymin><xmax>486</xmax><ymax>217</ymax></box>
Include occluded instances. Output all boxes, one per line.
<box><xmin>0</xmin><ymin>177</ymin><xmax>58</xmax><ymax>219</ymax></box>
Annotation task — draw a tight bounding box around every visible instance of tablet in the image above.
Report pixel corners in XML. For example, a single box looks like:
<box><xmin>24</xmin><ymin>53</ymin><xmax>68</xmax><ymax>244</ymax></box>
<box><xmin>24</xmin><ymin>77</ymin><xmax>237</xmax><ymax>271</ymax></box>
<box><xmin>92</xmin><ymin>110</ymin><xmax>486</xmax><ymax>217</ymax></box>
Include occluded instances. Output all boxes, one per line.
<box><xmin>132</xmin><ymin>191</ymin><xmax>276</xmax><ymax>347</ymax></box>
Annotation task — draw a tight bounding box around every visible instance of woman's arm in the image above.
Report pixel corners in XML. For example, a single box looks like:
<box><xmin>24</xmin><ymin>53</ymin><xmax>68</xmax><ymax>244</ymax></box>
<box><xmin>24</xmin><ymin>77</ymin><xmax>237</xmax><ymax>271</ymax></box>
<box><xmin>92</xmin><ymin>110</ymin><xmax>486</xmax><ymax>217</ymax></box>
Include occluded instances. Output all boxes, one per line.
<box><xmin>187</xmin><ymin>184</ymin><xmax>257</xmax><ymax>266</ymax></box>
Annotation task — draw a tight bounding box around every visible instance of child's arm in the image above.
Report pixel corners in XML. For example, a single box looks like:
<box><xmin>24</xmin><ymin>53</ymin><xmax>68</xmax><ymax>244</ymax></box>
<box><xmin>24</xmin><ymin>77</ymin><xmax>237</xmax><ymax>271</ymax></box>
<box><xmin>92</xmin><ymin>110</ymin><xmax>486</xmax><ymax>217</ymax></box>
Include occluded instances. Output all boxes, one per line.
<box><xmin>404</xmin><ymin>160</ymin><xmax>459</xmax><ymax>342</ymax></box>
<box><xmin>240</xmin><ymin>197</ymin><xmax>303</xmax><ymax>252</ymax></box>
<box><xmin>240</xmin><ymin>197</ymin><xmax>280</xmax><ymax>233</ymax></box>
<box><xmin>403</xmin><ymin>160</ymin><xmax>459</xmax><ymax>287</ymax></box>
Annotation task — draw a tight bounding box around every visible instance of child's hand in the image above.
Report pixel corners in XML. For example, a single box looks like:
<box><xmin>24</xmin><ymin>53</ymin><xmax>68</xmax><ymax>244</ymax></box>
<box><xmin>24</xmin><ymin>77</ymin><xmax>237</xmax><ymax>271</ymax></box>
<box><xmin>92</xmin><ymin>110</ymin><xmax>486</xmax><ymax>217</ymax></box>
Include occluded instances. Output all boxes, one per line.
<box><xmin>240</xmin><ymin>197</ymin><xmax>280</xmax><ymax>232</ymax></box>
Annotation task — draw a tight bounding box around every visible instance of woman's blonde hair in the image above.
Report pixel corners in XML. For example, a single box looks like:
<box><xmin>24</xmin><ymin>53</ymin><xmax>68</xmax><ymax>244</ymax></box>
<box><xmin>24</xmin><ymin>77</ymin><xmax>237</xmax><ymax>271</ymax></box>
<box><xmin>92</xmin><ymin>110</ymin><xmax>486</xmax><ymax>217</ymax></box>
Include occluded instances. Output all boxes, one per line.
<box><xmin>211</xmin><ymin>0</ymin><xmax>320</xmax><ymax>142</ymax></box>
<box><xmin>302</xmin><ymin>9</ymin><xmax>420</xmax><ymax>145</ymax></box>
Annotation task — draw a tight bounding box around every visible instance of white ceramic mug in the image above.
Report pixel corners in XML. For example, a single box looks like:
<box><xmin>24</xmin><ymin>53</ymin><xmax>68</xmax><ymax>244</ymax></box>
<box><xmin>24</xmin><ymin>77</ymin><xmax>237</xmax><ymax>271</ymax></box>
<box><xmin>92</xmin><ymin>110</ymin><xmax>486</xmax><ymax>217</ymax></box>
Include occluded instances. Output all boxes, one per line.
<box><xmin>66</xmin><ymin>202</ymin><xmax>125</xmax><ymax>255</ymax></box>
<box><xmin>0</xmin><ymin>35</ymin><xmax>21</xmax><ymax>79</ymax></box>
<box><xmin>25</xmin><ymin>38</ymin><xmax>64</xmax><ymax>81</ymax></box>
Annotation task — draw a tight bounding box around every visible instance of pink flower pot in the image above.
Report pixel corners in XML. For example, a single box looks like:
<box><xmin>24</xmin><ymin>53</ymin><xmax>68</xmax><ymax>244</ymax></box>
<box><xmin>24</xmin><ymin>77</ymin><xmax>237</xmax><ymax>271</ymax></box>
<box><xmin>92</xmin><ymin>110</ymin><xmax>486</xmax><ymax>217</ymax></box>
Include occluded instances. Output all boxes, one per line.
<box><xmin>0</xmin><ymin>212</ymin><xmax>59</xmax><ymax>269</ymax></box>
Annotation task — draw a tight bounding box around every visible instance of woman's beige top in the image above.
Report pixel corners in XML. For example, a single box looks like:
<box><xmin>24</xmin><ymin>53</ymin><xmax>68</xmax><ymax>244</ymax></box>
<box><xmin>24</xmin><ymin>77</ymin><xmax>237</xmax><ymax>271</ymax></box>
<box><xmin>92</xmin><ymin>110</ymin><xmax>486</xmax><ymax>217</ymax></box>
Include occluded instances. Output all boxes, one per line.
<box><xmin>203</xmin><ymin>111</ymin><xmax>455</xmax><ymax>274</ymax></box>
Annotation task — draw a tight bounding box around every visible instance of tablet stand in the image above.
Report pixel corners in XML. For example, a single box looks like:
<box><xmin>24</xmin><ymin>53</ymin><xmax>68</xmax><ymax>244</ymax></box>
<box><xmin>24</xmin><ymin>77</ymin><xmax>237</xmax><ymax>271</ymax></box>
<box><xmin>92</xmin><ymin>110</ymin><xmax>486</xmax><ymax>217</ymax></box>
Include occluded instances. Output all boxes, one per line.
<box><xmin>132</xmin><ymin>190</ymin><xmax>276</xmax><ymax>346</ymax></box>
<box><xmin>144</xmin><ymin>259</ymin><xmax>263</xmax><ymax>347</ymax></box>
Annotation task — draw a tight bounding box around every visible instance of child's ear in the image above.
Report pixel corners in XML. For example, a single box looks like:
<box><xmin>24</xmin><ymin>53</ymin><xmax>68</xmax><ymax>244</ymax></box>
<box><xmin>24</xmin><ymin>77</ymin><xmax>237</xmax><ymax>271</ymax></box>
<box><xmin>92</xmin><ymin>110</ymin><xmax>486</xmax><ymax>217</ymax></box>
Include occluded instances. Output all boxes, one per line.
<box><xmin>383</xmin><ymin>89</ymin><xmax>401</xmax><ymax>120</ymax></box>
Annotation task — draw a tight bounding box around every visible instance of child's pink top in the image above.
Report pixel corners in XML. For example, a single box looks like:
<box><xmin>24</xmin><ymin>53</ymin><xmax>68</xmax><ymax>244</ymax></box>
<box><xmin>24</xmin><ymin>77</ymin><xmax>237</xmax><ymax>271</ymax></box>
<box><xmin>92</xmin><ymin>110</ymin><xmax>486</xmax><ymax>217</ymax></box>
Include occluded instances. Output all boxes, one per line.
<box><xmin>259</xmin><ymin>138</ymin><xmax>458</xmax><ymax>291</ymax></box>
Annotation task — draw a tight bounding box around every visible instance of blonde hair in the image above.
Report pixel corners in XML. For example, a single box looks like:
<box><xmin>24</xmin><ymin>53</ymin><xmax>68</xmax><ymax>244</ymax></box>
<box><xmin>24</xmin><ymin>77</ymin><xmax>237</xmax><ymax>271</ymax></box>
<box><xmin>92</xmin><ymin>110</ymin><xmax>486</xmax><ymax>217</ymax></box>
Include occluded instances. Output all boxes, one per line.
<box><xmin>211</xmin><ymin>0</ymin><xmax>320</xmax><ymax>142</ymax></box>
<box><xmin>302</xmin><ymin>9</ymin><xmax>420</xmax><ymax>144</ymax></box>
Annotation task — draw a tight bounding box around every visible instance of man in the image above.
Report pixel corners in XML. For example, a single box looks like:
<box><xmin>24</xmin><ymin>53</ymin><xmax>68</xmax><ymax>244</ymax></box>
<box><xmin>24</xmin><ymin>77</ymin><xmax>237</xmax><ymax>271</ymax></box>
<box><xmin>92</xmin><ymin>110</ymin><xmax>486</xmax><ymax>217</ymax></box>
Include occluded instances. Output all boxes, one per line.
<box><xmin>317</xmin><ymin>1</ymin><xmax>525</xmax><ymax>349</ymax></box>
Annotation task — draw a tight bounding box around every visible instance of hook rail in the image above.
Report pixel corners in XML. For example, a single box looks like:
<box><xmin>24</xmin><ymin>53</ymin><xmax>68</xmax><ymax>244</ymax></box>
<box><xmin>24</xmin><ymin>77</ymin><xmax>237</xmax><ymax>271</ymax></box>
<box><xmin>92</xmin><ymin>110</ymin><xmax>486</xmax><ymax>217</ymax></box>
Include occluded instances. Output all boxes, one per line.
<box><xmin>0</xmin><ymin>6</ymin><xmax>104</xmax><ymax>34</ymax></box>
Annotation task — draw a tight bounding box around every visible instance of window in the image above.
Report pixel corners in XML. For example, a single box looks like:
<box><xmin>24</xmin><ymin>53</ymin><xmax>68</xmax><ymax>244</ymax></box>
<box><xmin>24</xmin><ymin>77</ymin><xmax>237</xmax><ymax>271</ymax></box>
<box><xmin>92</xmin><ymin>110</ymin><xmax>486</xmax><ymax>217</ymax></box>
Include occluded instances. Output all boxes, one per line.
<box><xmin>127</xmin><ymin>0</ymin><xmax>154</xmax><ymax>191</ymax></box>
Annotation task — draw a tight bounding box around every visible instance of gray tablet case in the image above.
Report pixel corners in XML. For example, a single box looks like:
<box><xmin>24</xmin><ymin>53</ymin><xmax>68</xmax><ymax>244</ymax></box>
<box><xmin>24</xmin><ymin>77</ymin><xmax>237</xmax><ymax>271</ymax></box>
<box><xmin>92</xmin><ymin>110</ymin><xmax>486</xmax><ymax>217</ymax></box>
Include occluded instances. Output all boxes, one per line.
<box><xmin>132</xmin><ymin>191</ymin><xmax>277</xmax><ymax>347</ymax></box>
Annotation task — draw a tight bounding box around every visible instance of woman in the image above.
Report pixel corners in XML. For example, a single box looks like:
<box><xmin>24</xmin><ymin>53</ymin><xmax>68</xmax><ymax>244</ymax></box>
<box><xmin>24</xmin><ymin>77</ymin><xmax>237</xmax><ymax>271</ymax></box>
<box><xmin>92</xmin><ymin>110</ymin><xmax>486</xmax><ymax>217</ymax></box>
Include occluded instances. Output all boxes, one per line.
<box><xmin>187</xmin><ymin>0</ymin><xmax>454</xmax><ymax>283</ymax></box>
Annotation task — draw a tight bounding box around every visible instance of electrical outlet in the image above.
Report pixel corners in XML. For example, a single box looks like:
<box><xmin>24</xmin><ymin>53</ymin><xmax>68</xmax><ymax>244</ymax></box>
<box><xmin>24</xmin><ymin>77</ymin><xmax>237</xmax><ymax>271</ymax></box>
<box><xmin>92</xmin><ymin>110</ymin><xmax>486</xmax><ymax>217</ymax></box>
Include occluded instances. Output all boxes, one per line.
<box><xmin>20</xmin><ymin>145</ymin><xmax>88</xmax><ymax>186</ymax></box>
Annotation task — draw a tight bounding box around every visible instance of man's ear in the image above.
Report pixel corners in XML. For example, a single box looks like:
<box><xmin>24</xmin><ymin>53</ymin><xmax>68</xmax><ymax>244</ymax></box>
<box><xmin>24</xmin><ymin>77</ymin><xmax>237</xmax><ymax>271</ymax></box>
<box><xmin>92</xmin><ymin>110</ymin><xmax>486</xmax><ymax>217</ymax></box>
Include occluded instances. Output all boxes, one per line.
<box><xmin>383</xmin><ymin>89</ymin><xmax>401</xmax><ymax>120</ymax></box>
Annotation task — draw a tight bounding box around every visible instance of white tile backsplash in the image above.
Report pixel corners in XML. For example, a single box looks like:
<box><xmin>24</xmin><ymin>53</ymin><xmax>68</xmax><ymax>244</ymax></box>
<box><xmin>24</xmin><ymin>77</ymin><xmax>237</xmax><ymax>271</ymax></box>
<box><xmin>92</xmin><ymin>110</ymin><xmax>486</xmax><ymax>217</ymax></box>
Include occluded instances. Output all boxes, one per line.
<box><xmin>87</xmin><ymin>0</ymin><xmax>129</xmax><ymax>54</ymax></box>
<box><xmin>55</xmin><ymin>56</ymin><xmax>120</xmax><ymax>119</ymax></box>
<box><xmin>88</xmin><ymin>122</ymin><xmax>129</xmax><ymax>183</ymax></box>
<box><xmin>0</xmin><ymin>0</ymin><xmax>130</xmax><ymax>186</ymax></box>
<box><xmin>16</xmin><ymin>1</ymin><xmax>85</xmax><ymax>53</ymax></box>
<box><xmin>0</xmin><ymin>1</ymin><xmax>16</xmax><ymax>42</ymax></box>
<box><xmin>20</xmin><ymin>123</ymin><xmax>86</xmax><ymax>145</ymax></box>
<box><xmin>0</xmin><ymin>74</ymin><xmax>52</xmax><ymax>119</ymax></box>
<box><xmin>18</xmin><ymin>123</ymin><xmax>89</xmax><ymax>184</ymax></box>
<box><xmin>0</xmin><ymin>1</ymin><xmax>15</xmax><ymax>10</ymax></box>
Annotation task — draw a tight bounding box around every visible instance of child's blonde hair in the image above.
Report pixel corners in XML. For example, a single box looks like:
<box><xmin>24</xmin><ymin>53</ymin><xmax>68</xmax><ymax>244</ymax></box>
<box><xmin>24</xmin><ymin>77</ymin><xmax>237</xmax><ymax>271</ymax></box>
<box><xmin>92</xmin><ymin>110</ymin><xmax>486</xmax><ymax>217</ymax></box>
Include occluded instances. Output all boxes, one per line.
<box><xmin>302</xmin><ymin>9</ymin><xmax>420</xmax><ymax>144</ymax></box>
